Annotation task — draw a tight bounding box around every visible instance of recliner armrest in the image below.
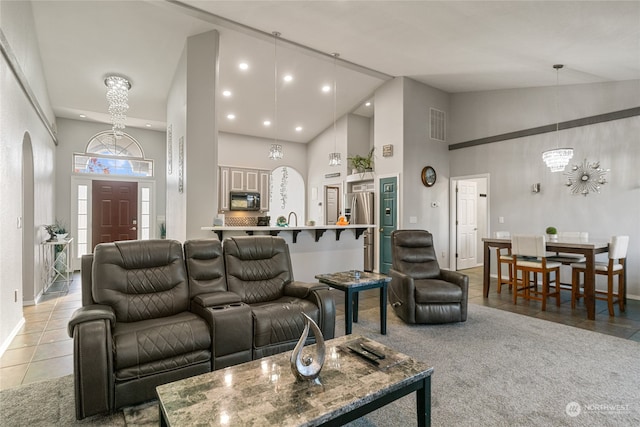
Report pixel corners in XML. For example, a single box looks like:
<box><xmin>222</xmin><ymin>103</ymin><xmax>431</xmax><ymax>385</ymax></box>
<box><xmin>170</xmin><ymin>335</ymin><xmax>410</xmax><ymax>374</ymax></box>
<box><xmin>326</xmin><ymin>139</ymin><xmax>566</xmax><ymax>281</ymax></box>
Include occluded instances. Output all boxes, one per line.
<box><xmin>67</xmin><ymin>305</ymin><xmax>115</xmax><ymax>338</ymax></box>
<box><xmin>283</xmin><ymin>281</ymin><xmax>330</xmax><ymax>299</ymax></box>
<box><xmin>440</xmin><ymin>270</ymin><xmax>469</xmax><ymax>289</ymax></box>
<box><xmin>192</xmin><ymin>291</ymin><xmax>242</xmax><ymax>308</ymax></box>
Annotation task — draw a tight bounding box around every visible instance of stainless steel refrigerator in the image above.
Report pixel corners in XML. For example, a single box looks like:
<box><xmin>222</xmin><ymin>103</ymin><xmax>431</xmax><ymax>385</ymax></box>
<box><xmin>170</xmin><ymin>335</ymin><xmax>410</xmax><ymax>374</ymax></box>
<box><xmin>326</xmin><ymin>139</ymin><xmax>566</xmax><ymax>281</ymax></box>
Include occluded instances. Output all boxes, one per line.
<box><xmin>347</xmin><ymin>191</ymin><xmax>375</xmax><ymax>272</ymax></box>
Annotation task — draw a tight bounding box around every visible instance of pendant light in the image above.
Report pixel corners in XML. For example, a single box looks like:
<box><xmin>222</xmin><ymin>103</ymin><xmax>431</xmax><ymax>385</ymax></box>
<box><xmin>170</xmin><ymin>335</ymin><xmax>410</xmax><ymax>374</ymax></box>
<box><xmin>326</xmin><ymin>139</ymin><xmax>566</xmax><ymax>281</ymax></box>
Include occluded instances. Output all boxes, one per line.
<box><xmin>269</xmin><ymin>31</ymin><xmax>284</xmax><ymax>160</ymax></box>
<box><xmin>328</xmin><ymin>53</ymin><xmax>341</xmax><ymax>166</ymax></box>
<box><xmin>542</xmin><ymin>64</ymin><xmax>573</xmax><ymax>172</ymax></box>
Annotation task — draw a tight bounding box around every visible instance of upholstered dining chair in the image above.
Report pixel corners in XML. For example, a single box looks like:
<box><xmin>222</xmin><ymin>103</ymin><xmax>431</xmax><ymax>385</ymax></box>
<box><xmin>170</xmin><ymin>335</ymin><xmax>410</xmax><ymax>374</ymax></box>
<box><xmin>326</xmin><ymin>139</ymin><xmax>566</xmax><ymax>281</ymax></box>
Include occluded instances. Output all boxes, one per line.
<box><xmin>547</xmin><ymin>231</ymin><xmax>589</xmax><ymax>264</ymax></box>
<box><xmin>570</xmin><ymin>235</ymin><xmax>629</xmax><ymax>316</ymax></box>
<box><xmin>511</xmin><ymin>235</ymin><xmax>561</xmax><ymax>311</ymax></box>
<box><xmin>494</xmin><ymin>231</ymin><xmax>514</xmax><ymax>294</ymax></box>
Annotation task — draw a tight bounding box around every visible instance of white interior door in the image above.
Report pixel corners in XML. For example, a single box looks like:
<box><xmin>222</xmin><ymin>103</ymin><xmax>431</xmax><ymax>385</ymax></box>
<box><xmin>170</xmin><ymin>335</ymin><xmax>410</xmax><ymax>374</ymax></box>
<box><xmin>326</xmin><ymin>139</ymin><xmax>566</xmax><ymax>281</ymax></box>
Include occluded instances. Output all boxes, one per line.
<box><xmin>324</xmin><ymin>186</ymin><xmax>339</xmax><ymax>225</ymax></box>
<box><xmin>457</xmin><ymin>180</ymin><xmax>478</xmax><ymax>269</ymax></box>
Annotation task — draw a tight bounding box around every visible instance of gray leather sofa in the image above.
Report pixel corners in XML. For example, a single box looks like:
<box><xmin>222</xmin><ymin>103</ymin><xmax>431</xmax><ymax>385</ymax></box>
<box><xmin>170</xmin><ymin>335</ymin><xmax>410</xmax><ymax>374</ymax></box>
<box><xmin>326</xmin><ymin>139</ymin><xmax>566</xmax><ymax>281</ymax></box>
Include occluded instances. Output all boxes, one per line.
<box><xmin>68</xmin><ymin>237</ymin><xmax>335</xmax><ymax>419</ymax></box>
<box><xmin>388</xmin><ymin>229</ymin><xmax>469</xmax><ymax>324</ymax></box>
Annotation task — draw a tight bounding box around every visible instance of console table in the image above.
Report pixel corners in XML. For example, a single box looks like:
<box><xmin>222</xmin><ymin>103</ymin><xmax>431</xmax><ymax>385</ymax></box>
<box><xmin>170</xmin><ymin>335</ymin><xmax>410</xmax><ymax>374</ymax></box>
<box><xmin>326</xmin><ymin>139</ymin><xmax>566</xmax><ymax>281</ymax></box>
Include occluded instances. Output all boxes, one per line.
<box><xmin>40</xmin><ymin>238</ymin><xmax>73</xmax><ymax>293</ymax></box>
<box><xmin>157</xmin><ymin>335</ymin><xmax>433</xmax><ymax>426</ymax></box>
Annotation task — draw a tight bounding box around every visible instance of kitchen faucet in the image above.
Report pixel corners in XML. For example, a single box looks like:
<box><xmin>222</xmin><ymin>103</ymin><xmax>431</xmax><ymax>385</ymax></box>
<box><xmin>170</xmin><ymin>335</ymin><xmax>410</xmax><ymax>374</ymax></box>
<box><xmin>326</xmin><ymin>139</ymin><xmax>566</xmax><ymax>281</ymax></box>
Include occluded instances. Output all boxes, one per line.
<box><xmin>287</xmin><ymin>211</ymin><xmax>298</xmax><ymax>227</ymax></box>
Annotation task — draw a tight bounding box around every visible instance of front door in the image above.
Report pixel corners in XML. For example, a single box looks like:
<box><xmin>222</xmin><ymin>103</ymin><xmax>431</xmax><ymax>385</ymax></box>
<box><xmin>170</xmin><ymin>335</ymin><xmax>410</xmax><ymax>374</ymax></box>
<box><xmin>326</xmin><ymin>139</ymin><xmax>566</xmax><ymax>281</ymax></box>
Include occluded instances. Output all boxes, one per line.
<box><xmin>379</xmin><ymin>177</ymin><xmax>397</xmax><ymax>274</ymax></box>
<box><xmin>456</xmin><ymin>180</ymin><xmax>478</xmax><ymax>269</ymax></box>
<box><xmin>92</xmin><ymin>180</ymin><xmax>138</xmax><ymax>248</ymax></box>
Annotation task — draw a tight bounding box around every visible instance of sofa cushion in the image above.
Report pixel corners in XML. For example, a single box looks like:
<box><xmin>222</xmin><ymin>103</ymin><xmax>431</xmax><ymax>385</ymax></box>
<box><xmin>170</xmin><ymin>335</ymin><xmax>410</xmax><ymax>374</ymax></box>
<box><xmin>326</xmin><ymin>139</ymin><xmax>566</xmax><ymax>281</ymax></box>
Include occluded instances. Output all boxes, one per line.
<box><xmin>112</xmin><ymin>311</ymin><xmax>211</xmax><ymax>375</ymax></box>
<box><xmin>250</xmin><ymin>297</ymin><xmax>319</xmax><ymax>348</ymax></box>
<box><xmin>415</xmin><ymin>279</ymin><xmax>462</xmax><ymax>304</ymax></box>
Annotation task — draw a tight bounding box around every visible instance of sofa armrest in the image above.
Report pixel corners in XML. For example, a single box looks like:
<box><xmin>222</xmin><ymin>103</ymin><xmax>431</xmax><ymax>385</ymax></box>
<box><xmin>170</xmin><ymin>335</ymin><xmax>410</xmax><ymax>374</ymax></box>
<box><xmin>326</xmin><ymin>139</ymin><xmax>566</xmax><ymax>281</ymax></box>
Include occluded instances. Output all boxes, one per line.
<box><xmin>192</xmin><ymin>291</ymin><xmax>242</xmax><ymax>308</ymax></box>
<box><xmin>68</xmin><ymin>306</ymin><xmax>115</xmax><ymax>419</ymax></box>
<box><xmin>68</xmin><ymin>305</ymin><xmax>115</xmax><ymax>338</ymax></box>
<box><xmin>388</xmin><ymin>269</ymin><xmax>416</xmax><ymax>324</ymax></box>
<box><xmin>283</xmin><ymin>281</ymin><xmax>330</xmax><ymax>299</ymax></box>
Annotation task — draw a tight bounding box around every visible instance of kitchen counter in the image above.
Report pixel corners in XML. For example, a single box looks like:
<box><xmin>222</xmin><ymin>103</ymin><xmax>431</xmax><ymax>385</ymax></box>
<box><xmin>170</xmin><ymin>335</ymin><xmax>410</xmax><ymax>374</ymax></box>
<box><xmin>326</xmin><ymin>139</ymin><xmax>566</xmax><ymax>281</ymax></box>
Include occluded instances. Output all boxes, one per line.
<box><xmin>201</xmin><ymin>224</ymin><xmax>374</xmax><ymax>243</ymax></box>
<box><xmin>201</xmin><ymin>225</ymin><xmax>376</xmax><ymax>283</ymax></box>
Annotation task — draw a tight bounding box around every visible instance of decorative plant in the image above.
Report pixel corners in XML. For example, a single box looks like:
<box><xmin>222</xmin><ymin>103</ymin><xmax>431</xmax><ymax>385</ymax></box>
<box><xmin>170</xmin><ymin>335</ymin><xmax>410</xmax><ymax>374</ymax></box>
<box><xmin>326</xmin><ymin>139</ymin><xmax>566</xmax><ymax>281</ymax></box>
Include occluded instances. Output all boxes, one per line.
<box><xmin>545</xmin><ymin>226</ymin><xmax>557</xmax><ymax>235</ymax></box>
<box><xmin>159</xmin><ymin>222</ymin><xmax>166</xmax><ymax>239</ymax></box>
<box><xmin>44</xmin><ymin>219</ymin><xmax>67</xmax><ymax>240</ymax></box>
<box><xmin>348</xmin><ymin>147</ymin><xmax>375</xmax><ymax>173</ymax></box>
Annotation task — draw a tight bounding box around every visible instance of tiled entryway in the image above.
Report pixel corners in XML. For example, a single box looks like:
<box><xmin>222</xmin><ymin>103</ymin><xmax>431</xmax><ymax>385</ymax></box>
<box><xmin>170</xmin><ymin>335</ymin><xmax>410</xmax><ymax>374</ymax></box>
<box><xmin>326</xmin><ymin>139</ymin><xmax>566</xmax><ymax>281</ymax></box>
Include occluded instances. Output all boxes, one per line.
<box><xmin>1</xmin><ymin>266</ymin><xmax>639</xmax><ymax>392</ymax></box>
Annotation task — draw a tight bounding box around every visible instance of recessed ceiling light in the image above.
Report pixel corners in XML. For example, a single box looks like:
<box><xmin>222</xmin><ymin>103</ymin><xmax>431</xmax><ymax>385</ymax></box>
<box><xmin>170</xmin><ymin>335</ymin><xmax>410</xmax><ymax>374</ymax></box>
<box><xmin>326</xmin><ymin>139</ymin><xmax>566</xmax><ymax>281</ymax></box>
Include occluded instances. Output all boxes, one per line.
<box><xmin>295</xmin><ymin>126</ymin><xmax>303</xmax><ymax>132</ymax></box>
<box><xmin>145</xmin><ymin>124</ymin><xmax>151</xmax><ymax>127</ymax></box>
<box><xmin>227</xmin><ymin>114</ymin><xmax>236</xmax><ymax>120</ymax></box>
<box><xmin>322</xmin><ymin>85</ymin><xmax>331</xmax><ymax>93</ymax></box>
<box><xmin>263</xmin><ymin>120</ymin><xmax>271</xmax><ymax>126</ymax></box>
<box><xmin>283</xmin><ymin>74</ymin><xmax>293</xmax><ymax>82</ymax></box>
<box><xmin>222</xmin><ymin>90</ymin><xmax>232</xmax><ymax>97</ymax></box>
<box><xmin>79</xmin><ymin>114</ymin><xmax>86</xmax><ymax>118</ymax></box>
<box><xmin>365</xmin><ymin>102</ymin><xmax>371</xmax><ymax>107</ymax></box>
<box><xmin>238</xmin><ymin>62</ymin><xmax>249</xmax><ymax>70</ymax></box>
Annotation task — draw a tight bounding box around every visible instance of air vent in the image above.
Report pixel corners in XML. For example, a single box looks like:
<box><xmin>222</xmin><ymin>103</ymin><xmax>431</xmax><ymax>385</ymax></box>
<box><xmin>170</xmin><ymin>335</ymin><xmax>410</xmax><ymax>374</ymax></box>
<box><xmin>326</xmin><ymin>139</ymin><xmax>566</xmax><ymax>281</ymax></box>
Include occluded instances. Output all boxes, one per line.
<box><xmin>430</xmin><ymin>108</ymin><xmax>446</xmax><ymax>142</ymax></box>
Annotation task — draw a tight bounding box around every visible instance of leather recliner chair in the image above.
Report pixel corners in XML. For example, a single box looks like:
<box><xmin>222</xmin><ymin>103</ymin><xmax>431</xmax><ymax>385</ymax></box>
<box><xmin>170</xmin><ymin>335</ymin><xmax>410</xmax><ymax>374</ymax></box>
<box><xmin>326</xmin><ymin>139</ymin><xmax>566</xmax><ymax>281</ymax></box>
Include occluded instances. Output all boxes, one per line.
<box><xmin>67</xmin><ymin>240</ymin><xmax>212</xmax><ymax>419</ymax></box>
<box><xmin>223</xmin><ymin>235</ymin><xmax>336</xmax><ymax>358</ymax></box>
<box><xmin>388</xmin><ymin>229</ymin><xmax>469</xmax><ymax>324</ymax></box>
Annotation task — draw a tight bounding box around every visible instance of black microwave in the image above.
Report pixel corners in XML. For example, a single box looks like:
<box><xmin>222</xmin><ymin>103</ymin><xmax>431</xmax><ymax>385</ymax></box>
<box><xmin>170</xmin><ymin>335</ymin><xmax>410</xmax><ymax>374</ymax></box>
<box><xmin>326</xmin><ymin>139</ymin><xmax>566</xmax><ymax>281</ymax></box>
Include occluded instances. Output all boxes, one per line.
<box><xmin>230</xmin><ymin>192</ymin><xmax>261</xmax><ymax>211</ymax></box>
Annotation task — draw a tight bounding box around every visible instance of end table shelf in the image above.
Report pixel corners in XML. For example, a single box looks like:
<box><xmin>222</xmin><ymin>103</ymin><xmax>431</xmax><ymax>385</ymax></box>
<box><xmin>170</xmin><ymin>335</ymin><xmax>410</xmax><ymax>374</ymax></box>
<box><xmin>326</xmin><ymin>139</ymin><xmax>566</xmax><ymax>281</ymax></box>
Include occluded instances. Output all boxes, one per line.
<box><xmin>41</xmin><ymin>238</ymin><xmax>74</xmax><ymax>294</ymax></box>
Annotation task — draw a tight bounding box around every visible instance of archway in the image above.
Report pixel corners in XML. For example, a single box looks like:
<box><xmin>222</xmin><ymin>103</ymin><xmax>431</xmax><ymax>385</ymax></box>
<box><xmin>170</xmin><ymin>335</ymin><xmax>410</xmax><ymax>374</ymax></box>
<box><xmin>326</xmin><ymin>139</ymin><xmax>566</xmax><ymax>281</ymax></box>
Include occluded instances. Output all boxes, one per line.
<box><xmin>22</xmin><ymin>133</ymin><xmax>35</xmax><ymax>304</ymax></box>
<box><xmin>269</xmin><ymin>166</ymin><xmax>305</xmax><ymax>225</ymax></box>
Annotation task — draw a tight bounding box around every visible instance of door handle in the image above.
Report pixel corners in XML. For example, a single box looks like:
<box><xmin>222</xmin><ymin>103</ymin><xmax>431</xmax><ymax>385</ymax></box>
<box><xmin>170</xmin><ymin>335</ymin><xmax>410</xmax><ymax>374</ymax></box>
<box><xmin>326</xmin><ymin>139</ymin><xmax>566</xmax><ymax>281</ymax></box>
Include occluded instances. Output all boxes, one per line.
<box><xmin>130</xmin><ymin>227</ymin><xmax>137</xmax><ymax>231</ymax></box>
<box><xmin>379</xmin><ymin>227</ymin><xmax>384</xmax><ymax>232</ymax></box>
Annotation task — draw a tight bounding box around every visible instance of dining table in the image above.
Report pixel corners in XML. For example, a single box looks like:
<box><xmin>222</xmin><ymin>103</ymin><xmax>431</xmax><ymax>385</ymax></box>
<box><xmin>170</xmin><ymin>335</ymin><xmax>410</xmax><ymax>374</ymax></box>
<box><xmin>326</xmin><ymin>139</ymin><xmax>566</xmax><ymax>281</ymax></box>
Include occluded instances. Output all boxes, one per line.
<box><xmin>482</xmin><ymin>237</ymin><xmax>612</xmax><ymax>320</ymax></box>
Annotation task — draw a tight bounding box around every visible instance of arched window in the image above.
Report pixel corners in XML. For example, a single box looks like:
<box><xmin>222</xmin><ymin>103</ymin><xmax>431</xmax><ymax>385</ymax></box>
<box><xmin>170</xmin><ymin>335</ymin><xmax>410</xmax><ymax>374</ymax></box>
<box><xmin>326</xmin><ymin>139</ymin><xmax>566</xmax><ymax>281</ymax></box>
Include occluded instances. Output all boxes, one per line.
<box><xmin>73</xmin><ymin>131</ymin><xmax>153</xmax><ymax>176</ymax></box>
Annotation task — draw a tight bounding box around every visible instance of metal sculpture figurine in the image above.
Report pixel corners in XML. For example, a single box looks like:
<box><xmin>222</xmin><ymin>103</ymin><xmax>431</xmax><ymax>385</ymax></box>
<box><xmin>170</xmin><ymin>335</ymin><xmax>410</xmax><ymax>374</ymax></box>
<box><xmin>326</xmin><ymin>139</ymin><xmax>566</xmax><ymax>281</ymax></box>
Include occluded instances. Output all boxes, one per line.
<box><xmin>290</xmin><ymin>313</ymin><xmax>326</xmax><ymax>382</ymax></box>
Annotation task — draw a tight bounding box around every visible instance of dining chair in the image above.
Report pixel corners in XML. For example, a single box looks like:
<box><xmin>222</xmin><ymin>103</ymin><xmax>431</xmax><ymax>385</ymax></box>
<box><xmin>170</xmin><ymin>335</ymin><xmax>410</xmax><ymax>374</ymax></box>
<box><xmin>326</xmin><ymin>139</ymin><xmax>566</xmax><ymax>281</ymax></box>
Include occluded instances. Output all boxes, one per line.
<box><xmin>511</xmin><ymin>235</ymin><xmax>561</xmax><ymax>311</ymax></box>
<box><xmin>495</xmin><ymin>231</ymin><xmax>514</xmax><ymax>294</ymax></box>
<box><xmin>547</xmin><ymin>231</ymin><xmax>589</xmax><ymax>264</ymax></box>
<box><xmin>570</xmin><ymin>235</ymin><xmax>629</xmax><ymax>316</ymax></box>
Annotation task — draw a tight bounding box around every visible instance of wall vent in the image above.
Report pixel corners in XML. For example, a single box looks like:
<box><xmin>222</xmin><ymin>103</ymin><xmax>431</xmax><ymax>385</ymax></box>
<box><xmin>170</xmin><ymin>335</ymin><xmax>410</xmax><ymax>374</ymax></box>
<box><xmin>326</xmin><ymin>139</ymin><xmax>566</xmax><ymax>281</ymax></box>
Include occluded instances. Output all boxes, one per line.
<box><xmin>430</xmin><ymin>108</ymin><xmax>446</xmax><ymax>142</ymax></box>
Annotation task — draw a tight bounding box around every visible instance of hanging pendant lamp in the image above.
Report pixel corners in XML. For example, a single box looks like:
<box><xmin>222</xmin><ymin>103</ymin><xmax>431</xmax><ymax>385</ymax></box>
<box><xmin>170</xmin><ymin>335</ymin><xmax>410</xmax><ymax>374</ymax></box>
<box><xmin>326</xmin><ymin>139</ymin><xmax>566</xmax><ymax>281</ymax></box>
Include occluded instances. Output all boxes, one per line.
<box><xmin>542</xmin><ymin>64</ymin><xmax>573</xmax><ymax>172</ymax></box>
<box><xmin>269</xmin><ymin>31</ymin><xmax>284</xmax><ymax>160</ymax></box>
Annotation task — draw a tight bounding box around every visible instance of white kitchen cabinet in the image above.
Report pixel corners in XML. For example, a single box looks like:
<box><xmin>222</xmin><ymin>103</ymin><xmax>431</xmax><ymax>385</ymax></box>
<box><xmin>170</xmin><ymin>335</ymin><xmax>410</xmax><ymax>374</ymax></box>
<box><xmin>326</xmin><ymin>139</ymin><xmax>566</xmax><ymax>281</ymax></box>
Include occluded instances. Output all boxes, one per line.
<box><xmin>219</xmin><ymin>166</ymin><xmax>271</xmax><ymax>212</ymax></box>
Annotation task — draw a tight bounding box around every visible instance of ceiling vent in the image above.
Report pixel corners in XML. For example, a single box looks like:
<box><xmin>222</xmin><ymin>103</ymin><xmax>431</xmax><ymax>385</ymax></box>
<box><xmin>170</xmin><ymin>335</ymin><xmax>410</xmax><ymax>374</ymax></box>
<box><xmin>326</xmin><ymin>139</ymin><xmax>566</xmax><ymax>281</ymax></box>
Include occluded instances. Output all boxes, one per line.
<box><xmin>430</xmin><ymin>108</ymin><xmax>446</xmax><ymax>142</ymax></box>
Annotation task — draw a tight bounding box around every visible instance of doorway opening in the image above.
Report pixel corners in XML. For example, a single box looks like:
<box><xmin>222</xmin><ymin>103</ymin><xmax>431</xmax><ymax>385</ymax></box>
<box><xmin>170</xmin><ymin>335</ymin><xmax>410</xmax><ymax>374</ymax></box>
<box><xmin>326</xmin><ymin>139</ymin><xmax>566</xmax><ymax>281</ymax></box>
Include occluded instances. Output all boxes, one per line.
<box><xmin>22</xmin><ymin>133</ymin><xmax>34</xmax><ymax>304</ymax></box>
<box><xmin>449</xmin><ymin>175</ymin><xmax>489</xmax><ymax>271</ymax></box>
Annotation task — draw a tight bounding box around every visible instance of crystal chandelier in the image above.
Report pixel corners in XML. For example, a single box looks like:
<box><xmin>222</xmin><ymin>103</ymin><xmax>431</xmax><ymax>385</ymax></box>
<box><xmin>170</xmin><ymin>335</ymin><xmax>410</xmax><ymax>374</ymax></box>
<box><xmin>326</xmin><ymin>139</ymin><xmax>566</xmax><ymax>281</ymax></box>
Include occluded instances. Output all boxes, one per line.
<box><xmin>328</xmin><ymin>53</ymin><xmax>341</xmax><ymax>166</ymax></box>
<box><xmin>269</xmin><ymin>32</ymin><xmax>284</xmax><ymax>160</ymax></box>
<box><xmin>104</xmin><ymin>75</ymin><xmax>131</xmax><ymax>138</ymax></box>
<box><xmin>564</xmin><ymin>159</ymin><xmax>609</xmax><ymax>196</ymax></box>
<box><xmin>542</xmin><ymin>64</ymin><xmax>573</xmax><ymax>172</ymax></box>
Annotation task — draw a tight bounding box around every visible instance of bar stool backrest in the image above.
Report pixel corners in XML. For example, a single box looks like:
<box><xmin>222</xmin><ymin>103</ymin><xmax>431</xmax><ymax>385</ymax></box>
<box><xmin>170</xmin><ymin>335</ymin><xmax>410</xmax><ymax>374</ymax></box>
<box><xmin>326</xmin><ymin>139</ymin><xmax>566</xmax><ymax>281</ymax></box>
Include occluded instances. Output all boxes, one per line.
<box><xmin>495</xmin><ymin>231</ymin><xmax>510</xmax><ymax>239</ymax></box>
<box><xmin>511</xmin><ymin>235</ymin><xmax>546</xmax><ymax>258</ymax></box>
<box><xmin>609</xmin><ymin>236</ymin><xmax>629</xmax><ymax>260</ymax></box>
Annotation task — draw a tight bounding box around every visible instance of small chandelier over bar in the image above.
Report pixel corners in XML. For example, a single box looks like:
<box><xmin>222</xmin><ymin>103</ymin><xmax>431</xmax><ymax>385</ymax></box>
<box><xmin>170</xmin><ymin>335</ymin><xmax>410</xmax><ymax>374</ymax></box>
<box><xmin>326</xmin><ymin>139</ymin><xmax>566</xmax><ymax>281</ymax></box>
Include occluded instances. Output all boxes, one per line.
<box><xmin>542</xmin><ymin>64</ymin><xmax>573</xmax><ymax>172</ymax></box>
<box><xmin>104</xmin><ymin>75</ymin><xmax>131</xmax><ymax>138</ymax></box>
<box><xmin>269</xmin><ymin>143</ymin><xmax>283</xmax><ymax>160</ymax></box>
<box><xmin>328</xmin><ymin>53</ymin><xmax>341</xmax><ymax>166</ymax></box>
<box><xmin>269</xmin><ymin>31</ymin><xmax>284</xmax><ymax>160</ymax></box>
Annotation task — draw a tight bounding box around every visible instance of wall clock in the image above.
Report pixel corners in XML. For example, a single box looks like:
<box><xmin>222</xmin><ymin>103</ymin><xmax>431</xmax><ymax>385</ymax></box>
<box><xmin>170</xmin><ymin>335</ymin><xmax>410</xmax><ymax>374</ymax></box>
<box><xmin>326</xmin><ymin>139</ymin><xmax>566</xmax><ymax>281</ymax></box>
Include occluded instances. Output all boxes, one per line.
<box><xmin>421</xmin><ymin>166</ymin><xmax>436</xmax><ymax>187</ymax></box>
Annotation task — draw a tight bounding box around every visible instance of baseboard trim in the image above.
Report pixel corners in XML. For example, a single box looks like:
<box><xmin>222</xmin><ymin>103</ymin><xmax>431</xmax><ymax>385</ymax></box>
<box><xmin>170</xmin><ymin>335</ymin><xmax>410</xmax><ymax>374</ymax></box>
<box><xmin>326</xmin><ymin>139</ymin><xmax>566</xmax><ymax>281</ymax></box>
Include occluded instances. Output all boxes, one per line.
<box><xmin>0</xmin><ymin>317</ymin><xmax>25</xmax><ymax>358</ymax></box>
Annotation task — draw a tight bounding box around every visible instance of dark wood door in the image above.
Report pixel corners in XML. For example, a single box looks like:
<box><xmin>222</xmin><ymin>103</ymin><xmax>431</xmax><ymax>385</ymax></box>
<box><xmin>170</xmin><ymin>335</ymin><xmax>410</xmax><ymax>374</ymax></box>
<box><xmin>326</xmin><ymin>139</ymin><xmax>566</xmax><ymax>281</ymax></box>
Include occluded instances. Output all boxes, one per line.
<box><xmin>92</xmin><ymin>180</ymin><xmax>138</xmax><ymax>249</ymax></box>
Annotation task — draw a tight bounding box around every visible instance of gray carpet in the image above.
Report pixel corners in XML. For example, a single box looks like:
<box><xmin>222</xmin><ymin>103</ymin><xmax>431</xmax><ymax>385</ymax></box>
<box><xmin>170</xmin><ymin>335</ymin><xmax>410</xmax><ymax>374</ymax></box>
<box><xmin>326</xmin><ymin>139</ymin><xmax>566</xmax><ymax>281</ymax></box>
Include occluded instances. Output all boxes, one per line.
<box><xmin>1</xmin><ymin>304</ymin><xmax>638</xmax><ymax>426</ymax></box>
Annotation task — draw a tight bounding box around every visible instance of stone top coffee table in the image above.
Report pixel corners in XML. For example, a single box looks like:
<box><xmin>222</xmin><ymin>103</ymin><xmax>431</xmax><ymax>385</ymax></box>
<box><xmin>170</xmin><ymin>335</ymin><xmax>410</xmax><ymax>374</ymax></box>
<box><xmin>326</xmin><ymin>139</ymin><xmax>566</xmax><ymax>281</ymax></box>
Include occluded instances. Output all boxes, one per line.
<box><xmin>156</xmin><ymin>334</ymin><xmax>433</xmax><ymax>427</ymax></box>
<box><xmin>315</xmin><ymin>271</ymin><xmax>391</xmax><ymax>335</ymax></box>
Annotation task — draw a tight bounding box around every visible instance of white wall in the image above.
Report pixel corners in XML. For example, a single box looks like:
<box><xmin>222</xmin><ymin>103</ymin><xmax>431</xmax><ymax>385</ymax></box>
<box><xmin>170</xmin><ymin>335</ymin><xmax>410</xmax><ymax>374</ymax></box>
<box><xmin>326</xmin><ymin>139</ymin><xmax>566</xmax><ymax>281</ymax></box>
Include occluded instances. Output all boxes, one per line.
<box><xmin>450</xmin><ymin>80</ymin><xmax>640</xmax><ymax>298</ymax></box>
<box><xmin>218</xmin><ymin>132</ymin><xmax>307</xmax><ymax>171</ymax></box>
<box><xmin>0</xmin><ymin>0</ymin><xmax>57</xmax><ymax>351</ymax></box>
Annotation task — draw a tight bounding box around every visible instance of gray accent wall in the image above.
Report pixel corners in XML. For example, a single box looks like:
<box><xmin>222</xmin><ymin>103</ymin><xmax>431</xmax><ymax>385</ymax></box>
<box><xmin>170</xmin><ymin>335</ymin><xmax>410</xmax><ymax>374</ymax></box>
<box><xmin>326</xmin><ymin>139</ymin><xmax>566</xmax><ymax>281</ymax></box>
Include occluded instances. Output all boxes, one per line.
<box><xmin>450</xmin><ymin>80</ymin><xmax>640</xmax><ymax>298</ymax></box>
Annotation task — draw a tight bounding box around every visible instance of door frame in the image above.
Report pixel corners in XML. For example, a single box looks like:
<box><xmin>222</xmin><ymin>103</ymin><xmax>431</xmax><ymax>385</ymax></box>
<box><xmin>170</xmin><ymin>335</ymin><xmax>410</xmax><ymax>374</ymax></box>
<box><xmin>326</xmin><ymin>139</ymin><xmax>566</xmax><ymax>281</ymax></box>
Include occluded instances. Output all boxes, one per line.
<box><xmin>70</xmin><ymin>175</ymin><xmax>156</xmax><ymax>270</ymax></box>
<box><xmin>375</xmin><ymin>172</ymin><xmax>401</xmax><ymax>273</ymax></box>
<box><xmin>449</xmin><ymin>173</ymin><xmax>490</xmax><ymax>271</ymax></box>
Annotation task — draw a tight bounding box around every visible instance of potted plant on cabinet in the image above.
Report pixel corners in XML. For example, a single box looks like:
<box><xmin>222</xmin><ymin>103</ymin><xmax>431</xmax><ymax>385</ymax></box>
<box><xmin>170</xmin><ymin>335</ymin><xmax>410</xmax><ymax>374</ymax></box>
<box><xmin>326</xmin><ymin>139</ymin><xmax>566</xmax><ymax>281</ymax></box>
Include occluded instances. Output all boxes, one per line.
<box><xmin>348</xmin><ymin>147</ymin><xmax>375</xmax><ymax>175</ymax></box>
<box><xmin>545</xmin><ymin>226</ymin><xmax>558</xmax><ymax>241</ymax></box>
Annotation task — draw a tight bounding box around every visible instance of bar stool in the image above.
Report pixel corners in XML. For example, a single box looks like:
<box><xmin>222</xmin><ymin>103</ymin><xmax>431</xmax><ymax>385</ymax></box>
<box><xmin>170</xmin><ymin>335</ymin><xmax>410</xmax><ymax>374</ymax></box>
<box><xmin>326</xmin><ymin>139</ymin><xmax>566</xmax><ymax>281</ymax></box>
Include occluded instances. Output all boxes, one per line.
<box><xmin>512</xmin><ymin>235</ymin><xmax>561</xmax><ymax>311</ymax></box>
<box><xmin>495</xmin><ymin>231</ymin><xmax>514</xmax><ymax>294</ymax></box>
<box><xmin>571</xmin><ymin>235</ymin><xmax>629</xmax><ymax>316</ymax></box>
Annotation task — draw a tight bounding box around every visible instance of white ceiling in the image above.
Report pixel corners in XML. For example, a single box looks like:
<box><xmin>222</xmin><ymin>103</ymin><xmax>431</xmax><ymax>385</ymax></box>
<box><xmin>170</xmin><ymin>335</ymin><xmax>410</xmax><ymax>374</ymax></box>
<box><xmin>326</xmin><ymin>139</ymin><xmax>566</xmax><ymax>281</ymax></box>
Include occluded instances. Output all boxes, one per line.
<box><xmin>30</xmin><ymin>1</ymin><xmax>640</xmax><ymax>144</ymax></box>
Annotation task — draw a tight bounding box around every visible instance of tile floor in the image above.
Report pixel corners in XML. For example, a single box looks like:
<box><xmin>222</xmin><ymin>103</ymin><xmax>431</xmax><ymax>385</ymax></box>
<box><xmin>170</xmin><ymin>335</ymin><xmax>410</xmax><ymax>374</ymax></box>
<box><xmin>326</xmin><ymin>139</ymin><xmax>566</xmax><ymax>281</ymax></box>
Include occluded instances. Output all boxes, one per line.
<box><xmin>1</xmin><ymin>266</ymin><xmax>638</xmax><ymax>392</ymax></box>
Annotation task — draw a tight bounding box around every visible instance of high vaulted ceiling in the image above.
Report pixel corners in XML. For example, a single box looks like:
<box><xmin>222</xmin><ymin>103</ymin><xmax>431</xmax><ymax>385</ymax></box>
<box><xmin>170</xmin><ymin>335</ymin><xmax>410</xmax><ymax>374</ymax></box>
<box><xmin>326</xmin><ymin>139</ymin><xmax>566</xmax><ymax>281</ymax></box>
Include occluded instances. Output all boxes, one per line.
<box><xmin>30</xmin><ymin>1</ymin><xmax>640</xmax><ymax>144</ymax></box>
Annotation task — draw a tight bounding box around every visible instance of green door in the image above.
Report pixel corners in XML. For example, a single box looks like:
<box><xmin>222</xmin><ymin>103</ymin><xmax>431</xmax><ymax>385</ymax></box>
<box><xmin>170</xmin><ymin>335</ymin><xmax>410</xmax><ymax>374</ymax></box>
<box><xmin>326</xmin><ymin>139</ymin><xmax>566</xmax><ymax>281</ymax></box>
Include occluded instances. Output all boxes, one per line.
<box><xmin>379</xmin><ymin>177</ymin><xmax>397</xmax><ymax>274</ymax></box>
